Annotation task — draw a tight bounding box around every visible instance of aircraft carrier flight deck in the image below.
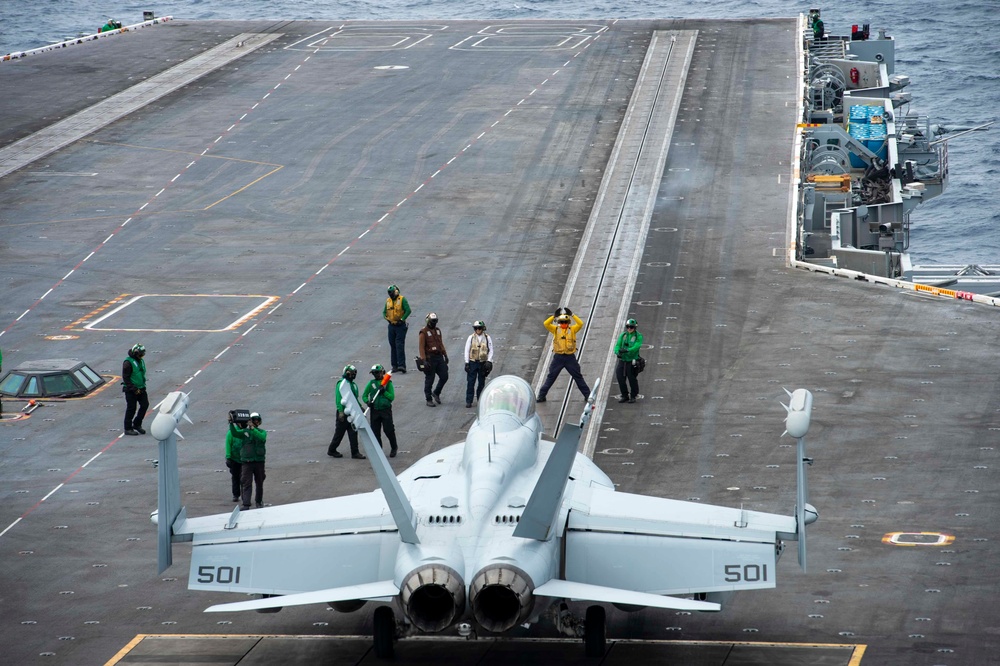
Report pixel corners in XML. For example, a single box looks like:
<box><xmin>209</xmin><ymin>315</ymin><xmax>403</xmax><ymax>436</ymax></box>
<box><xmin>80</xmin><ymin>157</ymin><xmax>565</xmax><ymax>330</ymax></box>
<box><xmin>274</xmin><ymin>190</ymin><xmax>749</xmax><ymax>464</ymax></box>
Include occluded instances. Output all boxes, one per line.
<box><xmin>0</xmin><ymin>16</ymin><xmax>997</xmax><ymax>666</ymax></box>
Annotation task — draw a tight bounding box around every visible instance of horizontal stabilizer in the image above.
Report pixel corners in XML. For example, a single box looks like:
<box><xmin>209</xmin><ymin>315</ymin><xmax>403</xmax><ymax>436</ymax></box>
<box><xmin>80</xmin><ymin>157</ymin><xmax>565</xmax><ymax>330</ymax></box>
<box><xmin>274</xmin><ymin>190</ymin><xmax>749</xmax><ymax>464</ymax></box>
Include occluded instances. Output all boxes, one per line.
<box><xmin>204</xmin><ymin>579</ymin><xmax>399</xmax><ymax>613</ymax></box>
<box><xmin>534</xmin><ymin>579</ymin><xmax>720</xmax><ymax>612</ymax></box>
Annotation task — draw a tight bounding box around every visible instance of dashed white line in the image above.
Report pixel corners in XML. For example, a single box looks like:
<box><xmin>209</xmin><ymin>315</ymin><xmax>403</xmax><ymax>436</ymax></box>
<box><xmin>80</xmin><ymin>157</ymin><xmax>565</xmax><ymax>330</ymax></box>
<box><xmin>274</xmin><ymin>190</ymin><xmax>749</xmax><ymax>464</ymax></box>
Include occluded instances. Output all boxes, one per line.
<box><xmin>541</xmin><ymin>79</ymin><xmax>549</xmax><ymax>85</ymax></box>
<box><xmin>40</xmin><ymin>289</ymin><xmax>53</xmax><ymax>299</ymax></box>
<box><xmin>0</xmin><ymin>517</ymin><xmax>23</xmax><ymax>538</ymax></box>
<box><xmin>447</xmin><ymin>157</ymin><xmax>457</xmax><ymax>165</ymax></box>
<box><xmin>139</xmin><ymin>203</ymin><xmax>149</xmax><ymax>210</ymax></box>
<box><xmin>284</xmin><ymin>74</ymin><xmax>292</xmax><ymax>80</ymax></box>
<box><xmin>81</xmin><ymin>451</ymin><xmax>103</xmax><ymax>468</ymax></box>
<box><xmin>504</xmin><ymin>109</ymin><xmax>513</xmax><ymax>116</ymax></box>
<box><xmin>63</xmin><ymin>270</ymin><xmax>74</xmax><ymax>279</ymax></box>
<box><xmin>529</xmin><ymin>89</ymin><xmax>537</xmax><ymax>96</ymax></box>
<box><xmin>491</xmin><ymin>121</ymin><xmax>499</xmax><ymax>127</ymax></box>
<box><xmin>239</xmin><ymin>115</ymin><xmax>247</xmax><ymax>121</ymax></box>
<box><xmin>316</xmin><ymin>265</ymin><xmax>328</xmax><ymax>274</ymax></box>
<box><xmin>269</xmin><ymin>303</ymin><xmax>283</xmax><ymax>314</ymax></box>
<box><xmin>187</xmin><ymin>161</ymin><xmax>196</xmax><ymax>168</ymax></box>
<box><xmin>242</xmin><ymin>324</ymin><xmax>258</xmax><ymax>336</ymax></box>
<box><xmin>103</xmin><ymin>235</ymin><xmax>114</xmax><ymax>244</ymax></box>
<box><xmin>193</xmin><ymin>369</ymin><xmax>202</xmax><ymax>376</ymax></box>
<box><xmin>252</xmin><ymin>103</ymin><xmax>260</xmax><ymax>109</ymax></box>
<box><xmin>155</xmin><ymin>188</ymin><xmax>165</xmax><ymax>196</ymax></box>
<box><xmin>273</xmin><ymin>83</ymin><xmax>281</xmax><ymax>89</ymax></box>
<box><xmin>227</xmin><ymin>124</ymin><xmax>236</xmax><ymax>131</ymax></box>
<box><xmin>213</xmin><ymin>136</ymin><xmax>223</xmax><ymax>143</ymax></box>
<box><xmin>171</xmin><ymin>174</ymin><xmax>180</xmax><ymax>182</ymax></box>
<box><xmin>477</xmin><ymin>132</ymin><xmax>485</xmax><ymax>139</ymax></box>
<box><xmin>378</xmin><ymin>213</ymin><xmax>389</xmax><ymax>222</ymax></box>
<box><xmin>397</xmin><ymin>198</ymin><xmax>407</xmax><ymax>206</ymax></box>
<box><xmin>263</xmin><ymin>93</ymin><xmax>270</xmax><ymax>99</ymax></box>
<box><xmin>359</xmin><ymin>229</ymin><xmax>370</xmax><ymax>238</ymax></box>
<box><xmin>292</xmin><ymin>283</ymin><xmax>307</xmax><ymax>294</ymax></box>
<box><xmin>41</xmin><ymin>484</ymin><xmax>64</xmax><ymax>502</ymax></box>
<box><xmin>16</xmin><ymin>310</ymin><xmax>30</xmax><ymax>321</ymax></box>
<box><xmin>214</xmin><ymin>348</ymin><xmax>229</xmax><ymax>360</ymax></box>
<box><xmin>431</xmin><ymin>170</ymin><xmax>441</xmax><ymax>178</ymax></box>
<box><xmin>122</xmin><ymin>218</ymin><xmax>131</xmax><ymax>226</ymax></box>
<box><xmin>462</xmin><ymin>145</ymin><xmax>471</xmax><ymax>151</ymax></box>
<box><xmin>84</xmin><ymin>252</ymin><xmax>95</xmax><ymax>261</ymax></box>
<box><xmin>414</xmin><ymin>183</ymin><xmax>424</xmax><ymax>192</ymax></box>
<box><xmin>337</xmin><ymin>246</ymin><xmax>350</xmax><ymax>256</ymax></box>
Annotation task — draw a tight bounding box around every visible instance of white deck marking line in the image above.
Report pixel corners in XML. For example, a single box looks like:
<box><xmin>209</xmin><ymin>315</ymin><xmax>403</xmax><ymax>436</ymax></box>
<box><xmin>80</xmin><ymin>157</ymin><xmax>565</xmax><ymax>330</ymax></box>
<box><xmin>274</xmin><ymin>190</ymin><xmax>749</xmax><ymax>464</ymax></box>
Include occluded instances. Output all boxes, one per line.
<box><xmin>214</xmin><ymin>348</ymin><xmax>229</xmax><ymax>360</ymax></box>
<box><xmin>242</xmin><ymin>324</ymin><xmax>257</xmax><ymax>336</ymax></box>
<box><xmin>292</xmin><ymin>283</ymin><xmax>307</xmax><ymax>294</ymax></box>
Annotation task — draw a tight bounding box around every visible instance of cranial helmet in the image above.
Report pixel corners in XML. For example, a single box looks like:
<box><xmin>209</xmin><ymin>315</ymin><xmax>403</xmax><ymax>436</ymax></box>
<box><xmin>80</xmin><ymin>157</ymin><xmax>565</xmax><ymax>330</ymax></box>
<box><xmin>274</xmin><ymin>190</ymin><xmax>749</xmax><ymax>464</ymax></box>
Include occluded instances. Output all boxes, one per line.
<box><xmin>130</xmin><ymin>343</ymin><xmax>145</xmax><ymax>355</ymax></box>
<box><xmin>343</xmin><ymin>364</ymin><xmax>357</xmax><ymax>379</ymax></box>
<box><xmin>371</xmin><ymin>364</ymin><xmax>385</xmax><ymax>374</ymax></box>
<box><xmin>249</xmin><ymin>412</ymin><xmax>262</xmax><ymax>423</ymax></box>
<box><xmin>626</xmin><ymin>318</ymin><xmax>638</xmax><ymax>328</ymax></box>
<box><xmin>426</xmin><ymin>312</ymin><xmax>439</xmax><ymax>324</ymax></box>
<box><xmin>556</xmin><ymin>314</ymin><xmax>571</xmax><ymax>324</ymax></box>
<box><xmin>473</xmin><ymin>320</ymin><xmax>486</xmax><ymax>330</ymax></box>
<box><xmin>387</xmin><ymin>284</ymin><xmax>398</xmax><ymax>295</ymax></box>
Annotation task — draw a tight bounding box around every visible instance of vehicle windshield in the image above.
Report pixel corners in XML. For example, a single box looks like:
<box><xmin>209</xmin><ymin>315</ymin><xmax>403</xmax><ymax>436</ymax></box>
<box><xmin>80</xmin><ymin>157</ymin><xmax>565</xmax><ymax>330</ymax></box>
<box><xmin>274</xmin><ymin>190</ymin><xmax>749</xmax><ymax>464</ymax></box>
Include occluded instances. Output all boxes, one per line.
<box><xmin>478</xmin><ymin>376</ymin><xmax>536</xmax><ymax>422</ymax></box>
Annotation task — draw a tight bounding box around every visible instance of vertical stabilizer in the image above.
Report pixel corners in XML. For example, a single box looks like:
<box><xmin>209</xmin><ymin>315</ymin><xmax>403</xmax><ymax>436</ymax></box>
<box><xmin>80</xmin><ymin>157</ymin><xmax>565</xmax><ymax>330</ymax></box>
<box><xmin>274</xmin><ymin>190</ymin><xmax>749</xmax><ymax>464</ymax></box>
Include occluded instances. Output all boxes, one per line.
<box><xmin>513</xmin><ymin>379</ymin><xmax>599</xmax><ymax>541</ymax></box>
<box><xmin>782</xmin><ymin>388</ymin><xmax>816</xmax><ymax>572</ymax></box>
<box><xmin>151</xmin><ymin>391</ymin><xmax>192</xmax><ymax>574</ymax></box>
<box><xmin>340</xmin><ymin>380</ymin><xmax>420</xmax><ymax>544</ymax></box>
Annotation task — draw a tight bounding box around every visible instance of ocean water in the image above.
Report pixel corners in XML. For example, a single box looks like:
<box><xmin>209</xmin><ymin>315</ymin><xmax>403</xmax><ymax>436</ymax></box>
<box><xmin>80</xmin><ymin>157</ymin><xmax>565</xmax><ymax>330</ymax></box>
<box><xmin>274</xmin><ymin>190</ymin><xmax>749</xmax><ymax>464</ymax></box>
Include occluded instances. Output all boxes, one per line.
<box><xmin>1</xmin><ymin>0</ymin><xmax>996</xmax><ymax>266</ymax></box>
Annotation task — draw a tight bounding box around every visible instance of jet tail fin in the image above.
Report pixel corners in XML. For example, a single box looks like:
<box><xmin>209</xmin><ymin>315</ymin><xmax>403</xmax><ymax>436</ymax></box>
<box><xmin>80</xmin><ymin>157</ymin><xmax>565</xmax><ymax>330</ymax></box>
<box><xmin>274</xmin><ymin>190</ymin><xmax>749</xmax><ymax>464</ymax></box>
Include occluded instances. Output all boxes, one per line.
<box><xmin>513</xmin><ymin>379</ymin><xmax>599</xmax><ymax>541</ymax></box>
<box><xmin>150</xmin><ymin>391</ymin><xmax>191</xmax><ymax>574</ymax></box>
<box><xmin>781</xmin><ymin>388</ymin><xmax>817</xmax><ymax>572</ymax></box>
<box><xmin>340</xmin><ymin>379</ymin><xmax>420</xmax><ymax>544</ymax></box>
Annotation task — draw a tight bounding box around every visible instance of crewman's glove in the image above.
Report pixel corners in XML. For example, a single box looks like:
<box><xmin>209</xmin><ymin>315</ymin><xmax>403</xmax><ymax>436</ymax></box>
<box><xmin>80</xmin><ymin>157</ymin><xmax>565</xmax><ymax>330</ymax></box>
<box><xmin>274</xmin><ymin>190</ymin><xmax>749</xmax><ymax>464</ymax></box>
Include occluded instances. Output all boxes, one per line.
<box><xmin>444</xmin><ymin>356</ymin><xmax>449</xmax><ymax>365</ymax></box>
<box><xmin>564</xmin><ymin>307</ymin><xmax>573</xmax><ymax>316</ymax></box>
<box><xmin>337</xmin><ymin>412</ymin><xmax>346</xmax><ymax>422</ymax></box>
<box><xmin>483</xmin><ymin>361</ymin><xmax>493</xmax><ymax>375</ymax></box>
<box><xmin>366</xmin><ymin>401</ymin><xmax>374</xmax><ymax>409</ymax></box>
<box><xmin>464</xmin><ymin>363</ymin><xmax>470</xmax><ymax>372</ymax></box>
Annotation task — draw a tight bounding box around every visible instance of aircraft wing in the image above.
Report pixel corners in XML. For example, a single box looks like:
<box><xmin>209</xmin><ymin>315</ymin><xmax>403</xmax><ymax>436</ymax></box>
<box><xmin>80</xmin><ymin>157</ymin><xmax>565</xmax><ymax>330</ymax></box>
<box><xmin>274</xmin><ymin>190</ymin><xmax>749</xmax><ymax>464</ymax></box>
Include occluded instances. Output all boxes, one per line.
<box><xmin>176</xmin><ymin>491</ymin><xmax>403</xmax><ymax>598</ymax></box>
<box><xmin>564</xmin><ymin>487</ymin><xmax>796</xmax><ymax>596</ymax></box>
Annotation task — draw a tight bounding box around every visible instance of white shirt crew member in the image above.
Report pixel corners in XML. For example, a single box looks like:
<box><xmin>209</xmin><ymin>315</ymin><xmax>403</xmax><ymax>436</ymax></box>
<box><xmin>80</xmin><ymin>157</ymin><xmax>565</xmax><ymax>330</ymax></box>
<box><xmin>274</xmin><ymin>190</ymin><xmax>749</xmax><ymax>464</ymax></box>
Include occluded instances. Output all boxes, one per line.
<box><xmin>464</xmin><ymin>332</ymin><xmax>494</xmax><ymax>363</ymax></box>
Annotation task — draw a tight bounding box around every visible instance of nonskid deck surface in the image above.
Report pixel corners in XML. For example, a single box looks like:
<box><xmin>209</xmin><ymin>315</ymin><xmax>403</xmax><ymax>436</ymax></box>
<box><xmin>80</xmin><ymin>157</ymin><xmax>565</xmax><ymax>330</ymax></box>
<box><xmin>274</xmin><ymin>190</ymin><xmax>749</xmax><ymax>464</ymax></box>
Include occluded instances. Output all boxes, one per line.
<box><xmin>0</xmin><ymin>19</ymin><xmax>996</xmax><ymax>666</ymax></box>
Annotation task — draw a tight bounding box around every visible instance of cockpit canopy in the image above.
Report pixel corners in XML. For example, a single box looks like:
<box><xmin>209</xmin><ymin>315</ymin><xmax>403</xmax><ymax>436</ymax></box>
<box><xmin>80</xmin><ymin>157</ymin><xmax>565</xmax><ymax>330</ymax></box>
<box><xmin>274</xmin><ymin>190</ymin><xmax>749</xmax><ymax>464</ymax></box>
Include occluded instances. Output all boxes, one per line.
<box><xmin>477</xmin><ymin>376</ymin><xmax>536</xmax><ymax>423</ymax></box>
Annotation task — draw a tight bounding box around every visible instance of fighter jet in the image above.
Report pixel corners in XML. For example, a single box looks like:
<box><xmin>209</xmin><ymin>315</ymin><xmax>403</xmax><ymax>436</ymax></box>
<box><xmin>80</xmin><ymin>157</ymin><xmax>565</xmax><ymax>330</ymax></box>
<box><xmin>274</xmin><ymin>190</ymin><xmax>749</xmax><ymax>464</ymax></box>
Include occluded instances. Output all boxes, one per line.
<box><xmin>150</xmin><ymin>376</ymin><xmax>818</xmax><ymax>658</ymax></box>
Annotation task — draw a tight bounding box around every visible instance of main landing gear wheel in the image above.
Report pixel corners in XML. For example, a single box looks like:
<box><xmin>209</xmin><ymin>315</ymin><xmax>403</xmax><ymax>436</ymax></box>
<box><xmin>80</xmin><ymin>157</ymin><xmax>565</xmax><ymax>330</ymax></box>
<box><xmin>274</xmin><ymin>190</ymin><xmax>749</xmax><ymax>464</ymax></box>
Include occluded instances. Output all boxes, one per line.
<box><xmin>584</xmin><ymin>605</ymin><xmax>606</xmax><ymax>657</ymax></box>
<box><xmin>373</xmin><ymin>605</ymin><xmax>395</xmax><ymax>658</ymax></box>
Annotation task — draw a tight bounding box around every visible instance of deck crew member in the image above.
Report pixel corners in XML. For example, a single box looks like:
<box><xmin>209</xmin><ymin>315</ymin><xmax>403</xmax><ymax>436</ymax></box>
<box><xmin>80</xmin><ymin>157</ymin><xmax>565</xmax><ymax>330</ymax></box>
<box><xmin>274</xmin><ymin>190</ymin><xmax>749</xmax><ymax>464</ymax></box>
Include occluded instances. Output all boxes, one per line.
<box><xmin>328</xmin><ymin>365</ymin><xmax>365</xmax><ymax>459</ymax></box>
<box><xmin>363</xmin><ymin>364</ymin><xmax>398</xmax><ymax>457</ymax></box>
<box><xmin>537</xmin><ymin>308</ymin><xmax>590</xmax><ymax>403</ymax></box>
<box><xmin>231</xmin><ymin>412</ymin><xmax>267</xmax><ymax>509</ymax></box>
<box><xmin>613</xmin><ymin>318</ymin><xmax>643</xmax><ymax>403</ymax></box>
<box><xmin>383</xmin><ymin>285</ymin><xmax>411</xmax><ymax>373</ymax></box>
<box><xmin>418</xmin><ymin>313</ymin><xmax>448</xmax><ymax>406</ymax></box>
<box><xmin>122</xmin><ymin>343</ymin><xmax>149</xmax><ymax>436</ymax></box>
<box><xmin>463</xmin><ymin>320</ymin><xmax>494</xmax><ymax>408</ymax></box>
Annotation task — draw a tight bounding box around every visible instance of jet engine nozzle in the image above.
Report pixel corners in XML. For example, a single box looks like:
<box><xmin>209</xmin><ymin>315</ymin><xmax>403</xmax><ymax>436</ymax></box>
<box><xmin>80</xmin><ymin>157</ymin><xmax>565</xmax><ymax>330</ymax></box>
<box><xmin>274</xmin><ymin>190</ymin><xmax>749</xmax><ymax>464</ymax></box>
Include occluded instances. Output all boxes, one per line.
<box><xmin>400</xmin><ymin>564</ymin><xmax>466</xmax><ymax>633</ymax></box>
<box><xmin>469</xmin><ymin>564</ymin><xmax>535</xmax><ymax>632</ymax></box>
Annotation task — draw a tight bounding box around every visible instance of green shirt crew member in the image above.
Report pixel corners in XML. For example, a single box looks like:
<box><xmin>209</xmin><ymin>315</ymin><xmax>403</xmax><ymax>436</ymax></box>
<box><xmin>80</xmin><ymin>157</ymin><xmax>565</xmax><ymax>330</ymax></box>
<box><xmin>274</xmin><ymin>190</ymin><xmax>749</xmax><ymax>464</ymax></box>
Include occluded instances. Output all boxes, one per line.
<box><xmin>384</xmin><ymin>285</ymin><xmax>412</xmax><ymax>373</ymax></box>
<box><xmin>122</xmin><ymin>343</ymin><xmax>149</xmax><ymax>435</ymax></box>
<box><xmin>614</xmin><ymin>318</ymin><xmax>644</xmax><ymax>403</ymax></box>
<box><xmin>230</xmin><ymin>413</ymin><xmax>267</xmax><ymax>509</ymax></box>
<box><xmin>328</xmin><ymin>365</ymin><xmax>365</xmax><ymax>459</ymax></box>
<box><xmin>363</xmin><ymin>364</ymin><xmax>398</xmax><ymax>457</ymax></box>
